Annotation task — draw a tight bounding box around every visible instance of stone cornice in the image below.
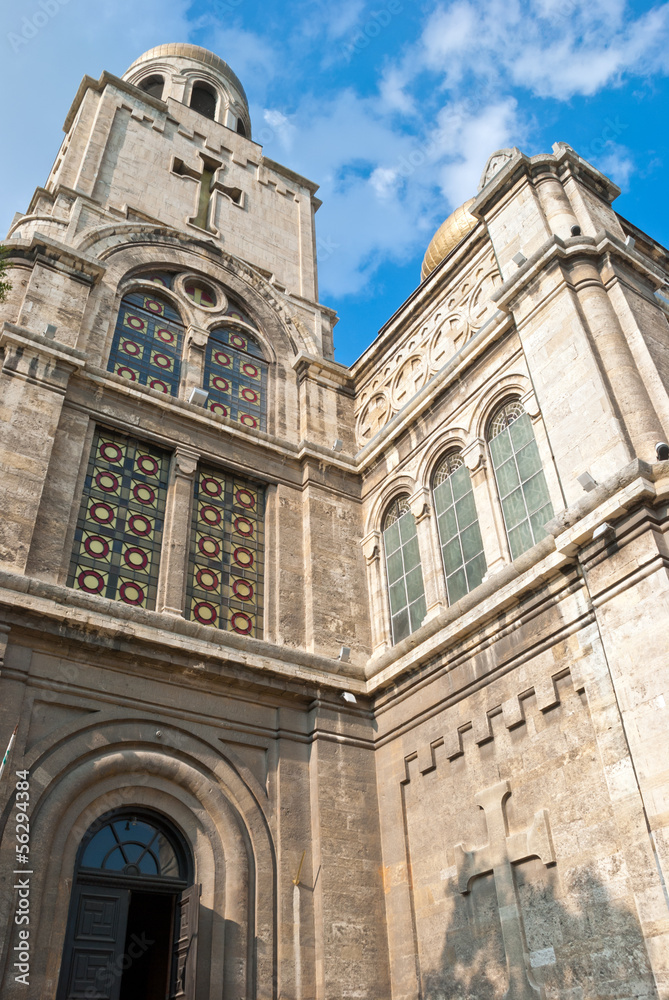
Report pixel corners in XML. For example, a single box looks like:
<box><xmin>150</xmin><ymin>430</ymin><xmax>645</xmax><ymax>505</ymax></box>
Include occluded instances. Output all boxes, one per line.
<box><xmin>491</xmin><ymin>230</ymin><xmax>667</xmax><ymax>318</ymax></box>
<box><xmin>0</xmin><ymin>572</ymin><xmax>366</xmax><ymax>693</ymax></box>
<box><xmin>4</xmin><ymin>232</ymin><xmax>106</xmax><ymax>281</ymax></box>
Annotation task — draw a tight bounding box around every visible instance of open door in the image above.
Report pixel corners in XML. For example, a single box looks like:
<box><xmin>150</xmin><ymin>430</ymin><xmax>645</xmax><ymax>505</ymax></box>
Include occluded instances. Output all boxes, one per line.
<box><xmin>56</xmin><ymin>884</ymin><xmax>130</xmax><ymax>1000</ymax></box>
<box><xmin>170</xmin><ymin>884</ymin><xmax>200</xmax><ymax>999</ymax></box>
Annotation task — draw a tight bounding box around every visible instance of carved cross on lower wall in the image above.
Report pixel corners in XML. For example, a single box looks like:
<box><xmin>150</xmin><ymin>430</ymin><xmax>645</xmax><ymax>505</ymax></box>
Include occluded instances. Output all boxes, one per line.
<box><xmin>455</xmin><ymin>780</ymin><xmax>556</xmax><ymax>1000</ymax></box>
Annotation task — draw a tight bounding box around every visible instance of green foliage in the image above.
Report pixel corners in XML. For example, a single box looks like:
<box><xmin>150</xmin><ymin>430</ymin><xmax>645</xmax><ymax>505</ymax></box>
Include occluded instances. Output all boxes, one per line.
<box><xmin>0</xmin><ymin>246</ymin><xmax>11</xmax><ymax>302</ymax></box>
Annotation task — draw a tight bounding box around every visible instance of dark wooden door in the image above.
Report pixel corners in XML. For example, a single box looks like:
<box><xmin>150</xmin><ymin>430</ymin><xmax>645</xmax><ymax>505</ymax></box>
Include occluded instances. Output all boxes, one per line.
<box><xmin>170</xmin><ymin>884</ymin><xmax>200</xmax><ymax>999</ymax></box>
<box><xmin>56</xmin><ymin>884</ymin><xmax>130</xmax><ymax>1000</ymax></box>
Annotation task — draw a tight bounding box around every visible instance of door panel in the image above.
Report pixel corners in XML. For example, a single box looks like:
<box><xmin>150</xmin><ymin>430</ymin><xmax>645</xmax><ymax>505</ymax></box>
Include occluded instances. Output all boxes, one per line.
<box><xmin>57</xmin><ymin>886</ymin><xmax>130</xmax><ymax>1000</ymax></box>
<box><xmin>171</xmin><ymin>884</ymin><xmax>200</xmax><ymax>1000</ymax></box>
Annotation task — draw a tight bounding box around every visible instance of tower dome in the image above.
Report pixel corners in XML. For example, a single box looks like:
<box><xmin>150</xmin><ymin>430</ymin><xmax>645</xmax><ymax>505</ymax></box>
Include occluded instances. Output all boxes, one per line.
<box><xmin>124</xmin><ymin>43</ymin><xmax>250</xmax><ymax>137</ymax></box>
<box><xmin>421</xmin><ymin>198</ymin><xmax>478</xmax><ymax>279</ymax></box>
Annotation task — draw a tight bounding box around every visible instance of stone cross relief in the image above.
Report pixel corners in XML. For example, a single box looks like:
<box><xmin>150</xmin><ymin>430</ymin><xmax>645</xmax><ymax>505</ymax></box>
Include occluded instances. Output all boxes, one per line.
<box><xmin>455</xmin><ymin>780</ymin><xmax>556</xmax><ymax>1000</ymax></box>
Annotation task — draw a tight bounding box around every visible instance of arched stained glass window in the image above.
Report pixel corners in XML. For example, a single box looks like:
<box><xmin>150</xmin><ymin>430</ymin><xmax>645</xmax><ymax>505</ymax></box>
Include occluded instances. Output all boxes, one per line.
<box><xmin>186</xmin><ymin>468</ymin><xmax>264</xmax><ymax>638</ymax></box>
<box><xmin>204</xmin><ymin>327</ymin><xmax>267</xmax><ymax>432</ymax></box>
<box><xmin>488</xmin><ymin>400</ymin><xmax>554</xmax><ymax>560</ymax></box>
<box><xmin>108</xmin><ymin>291</ymin><xmax>183</xmax><ymax>396</ymax></box>
<box><xmin>81</xmin><ymin>815</ymin><xmax>182</xmax><ymax>879</ymax></box>
<box><xmin>433</xmin><ymin>451</ymin><xmax>487</xmax><ymax>604</ymax></box>
<box><xmin>383</xmin><ymin>496</ymin><xmax>426</xmax><ymax>645</ymax></box>
<box><xmin>67</xmin><ymin>429</ymin><xmax>169</xmax><ymax>609</ymax></box>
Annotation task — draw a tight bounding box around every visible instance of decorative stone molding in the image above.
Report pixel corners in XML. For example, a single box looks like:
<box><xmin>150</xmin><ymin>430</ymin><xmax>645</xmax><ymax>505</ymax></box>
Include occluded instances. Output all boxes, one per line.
<box><xmin>185</xmin><ymin>324</ymin><xmax>210</xmax><ymax>350</ymax></box>
<box><xmin>478</xmin><ymin>148</ymin><xmax>521</xmax><ymax>191</ymax></box>
<box><xmin>409</xmin><ymin>487</ymin><xmax>431</xmax><ymax>524</ymax></box>
<box><xmin>462</xmin><ymin>437</ymin><xmax>487</xmax><ymax>473</ymax></box>
<box><xmin>174</xmin><ymin>447</ymin><xmax>200</xmax><ymax>478</ymax></box>
<box><xmin>361</xmin><ymin>530</ymin><xmax>382</xmax><ymax>566</ymax></box>
<box><xmin>520</xmin><ymin>387</ymin><xmax>541</xmax><ymax>418</ymax></box>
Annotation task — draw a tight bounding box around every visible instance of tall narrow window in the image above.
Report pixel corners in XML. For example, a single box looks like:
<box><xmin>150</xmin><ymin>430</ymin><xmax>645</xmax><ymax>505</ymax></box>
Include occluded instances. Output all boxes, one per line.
<box><xmin>186</xmin><ymin>468</ymin><xmax>264</xmax><ymax>638</ymax></box>
<box><xmin>433</xmin><ymin>451</ymin><xmax>487</xmax><ymax>604</ymax></box>
<box><xmin>68</xmin><ymin>429</ymin><xmax>169</xmax><ymax>609</ymax></box>
<box><xmin>488</xmin><ymin>400</ymin><xmax>554</xmax><ymax>559</ymax></box>
<box><xmin>190</xmin><ymin>83</ymin><xmax>217</xmax><ymax>120</ymax></box>
<box><xmin>108</xmin><ymin>291</ymin><xmax>183</xmax><ymax>396</ymax></box>
<box><xmin>203</xmin><ymin>326</ymin><xmax>268</xmax><ymax>431</ymax></box>
<box><xmin>383</xmin><ymin>496</ymin><xmax>426</xmax><ymax>645</ymax></box>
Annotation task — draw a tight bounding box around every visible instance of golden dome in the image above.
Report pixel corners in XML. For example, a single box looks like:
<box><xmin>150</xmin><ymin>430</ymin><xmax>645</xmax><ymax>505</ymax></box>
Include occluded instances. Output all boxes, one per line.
<box><xmin>421</xmin><ymin>198</ymin><xmax>478</xmax><ymax>279</ymax></box>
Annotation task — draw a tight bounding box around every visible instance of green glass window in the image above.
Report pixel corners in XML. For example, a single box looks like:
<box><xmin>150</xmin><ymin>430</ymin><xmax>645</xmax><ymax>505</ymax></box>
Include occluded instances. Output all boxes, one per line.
<box><xmin>68</xmin><ymin>429</ymin><xmax>169</xmax><ymax>609</ymax></box>
<box><xmin>433</xmin><ymin>452</ymin><xmax>487</xmax><ymax>604</ymax></box>
<box><xmin>383</xmin><ymin>496</ymin><xmax>426</xmax><ymax>645</ymax></box>
<box><xmin>186</xmin><ymin>467</ymin><xmax>264</xmax><ymax>638</ymax></box>
<box><xmin>488</xmin><ymin>401</ymin><xmax>554</xmax><ymax>560</ymax></box>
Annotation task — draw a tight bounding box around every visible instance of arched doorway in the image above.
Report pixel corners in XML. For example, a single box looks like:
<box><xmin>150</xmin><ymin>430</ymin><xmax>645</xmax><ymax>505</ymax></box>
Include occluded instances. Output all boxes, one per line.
<box><xmin>56</xmin><ymin>809</ymin><xmax>199</xmax><ymax>1000</ymax></box>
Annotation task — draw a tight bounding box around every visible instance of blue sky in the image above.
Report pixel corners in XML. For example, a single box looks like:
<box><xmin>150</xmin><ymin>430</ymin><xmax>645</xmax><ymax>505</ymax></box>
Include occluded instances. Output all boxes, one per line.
<box><xmin>1</xmin><ymin>0</ymin><xmax>669</xmax><ymax>365</ymax></box>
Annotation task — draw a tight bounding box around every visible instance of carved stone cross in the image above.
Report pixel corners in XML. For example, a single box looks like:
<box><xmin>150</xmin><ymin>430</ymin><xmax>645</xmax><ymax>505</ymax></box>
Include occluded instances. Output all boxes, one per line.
<box><xmin>455</xmin><ymin>780</ymin><xmax>556</xmax><ymax>1000</ymax></box>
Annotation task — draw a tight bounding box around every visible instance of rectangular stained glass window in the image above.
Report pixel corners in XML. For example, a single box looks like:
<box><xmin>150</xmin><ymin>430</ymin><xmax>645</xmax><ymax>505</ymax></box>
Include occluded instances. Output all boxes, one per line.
<box><xmin>108</xmin><ymin>292</ymin><xmax>183</xmax><ymax>396</ymax></box>
<box><xmin>68</xmin><ymin>429</ymin><xmax>169</xmax><ymax>609</ymax></box>
<box><xmin>383</xmin><ymin>511</ymin><xmax>426</xmax><ymax>645</ymax></box>
<box><xmin>204</xmin><ymin>328</ymin><xmax>268</xmax><ymax>432</ymax></box>
<box><xmin>489</xmin><ymin>412</ymin><xmax>554</xmax><ymax>560</ymax></box>
<box><xmin>186</xmin><ymin>468</ymin><xmax>264</xmax><ymax>638</ymax></box>
<box><xmin>434</xmin><ymin>464</ymin><xmax>487</xmax><ymax>605</ymax></box>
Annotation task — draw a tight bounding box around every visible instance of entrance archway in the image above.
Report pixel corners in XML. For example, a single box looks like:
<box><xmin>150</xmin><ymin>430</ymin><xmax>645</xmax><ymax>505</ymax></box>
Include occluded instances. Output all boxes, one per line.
<box><xmin>56</xmin><ymin>809</ymin><xmax>199</xmax><ymax>1000</ymax></box>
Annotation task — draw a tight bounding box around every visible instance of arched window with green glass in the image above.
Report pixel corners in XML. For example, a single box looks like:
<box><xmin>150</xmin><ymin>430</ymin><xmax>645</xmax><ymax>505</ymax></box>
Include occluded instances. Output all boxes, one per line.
<box><xmin>487</xmin><ymin>400</ymin><xmax>554</xmax><ymax>560</ymax></box>
<box><xmin>433</xmin><ymin>451</ymin><xmax>487</xmax><ymax>604</ymax></box>
<box><xmin>383</xmin><ymin>495</ymin><xmax>426</xmax><ymax>645</ymax></box>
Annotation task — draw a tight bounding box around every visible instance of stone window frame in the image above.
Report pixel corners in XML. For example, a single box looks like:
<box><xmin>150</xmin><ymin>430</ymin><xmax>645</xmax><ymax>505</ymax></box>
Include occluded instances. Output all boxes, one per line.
<box><xmin>431</xmin><ymin>447</ymin><xmax>488</xmax><ymax>605</ymax></box>
<box><xmin>485</xmin><ymin>395</ymin><xmax>555</xmax><ymax>561</ymax></box>
<box><xmin>184</xmin><ymin>74</ymin><xmax>226</xmax><ymax>126</ymax></box>
<box><xmin>381</xmin><ymin>492</ymin><xmax>427</xmax><ymax>646</ymax></box>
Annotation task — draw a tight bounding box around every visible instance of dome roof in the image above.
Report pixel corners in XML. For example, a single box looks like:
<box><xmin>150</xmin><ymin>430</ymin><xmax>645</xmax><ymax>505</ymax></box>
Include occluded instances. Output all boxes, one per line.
<box><xmin>126</xmin><ymin>43</ymin><xmax>248</xmax><ymax>110</ymax></box>
<box><xmin>421</xmin><ymin>198</ymin><xmax>478</xmax><ymax>279</ymax></box>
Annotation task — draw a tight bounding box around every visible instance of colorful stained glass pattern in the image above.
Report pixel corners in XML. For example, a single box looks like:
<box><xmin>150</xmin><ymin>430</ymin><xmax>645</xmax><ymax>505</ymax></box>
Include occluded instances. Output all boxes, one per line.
<box><xmin>108</xmin><ymin>292</ymin><xmax>184</xmax><ymax>395</ymax></box>
<box><xmin>204</xmin><ymin>327</ymin><xmax>268</xmax><ymax>431</ymax></box>
<box><xmin>186</xmin><ymin>468</ymin><xmax>264</xmax><ymax>638</ymax></box>
<box><xmin>383</xmin><ymin>496</ymin><xmax>426</xmax><ymax>645</ymax></box>
<box><xmin>185</xmin><ymin>282</ymin><xmax>217</xmax><ymax>308</ymax></box>
<box><xmin>224</xmin><ymin>299</ymin><xmax>258</xmax><ymax>328</ymax></box>
<box><xmin>142</xmin><ymin>272</ymin><xmax>175</xmax><ymax>289</ymax></box>
<box><xmin>68</xmin><ymin>430</ymin><xmax>169</xmax><ymax>610</ymax></box>
<box><xmin>433</xmin><ymin>453</ymin><xmax>487</xmax><ymax>605</ymax></box>
<box><xmin>488</xmin><ymin>401</ymin><xmax>554</xmax><ymax>560</ymax></box>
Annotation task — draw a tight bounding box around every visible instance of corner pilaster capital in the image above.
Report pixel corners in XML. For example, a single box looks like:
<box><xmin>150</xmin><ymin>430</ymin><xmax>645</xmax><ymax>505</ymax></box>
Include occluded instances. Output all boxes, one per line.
<box><xmin>185</xmin><ymin>325</ymin><xmax>210</xmax><ymax>350</ymax></box>
<box><xmin>409</xmin><ymin>487</ymin><xmax>432</xmax><ymax>523</ymax></box>
<box><xmin>173</xmin><ymin>446</ymin><xmax>200</xmax><ymax>479</ymax></box>
<box><xmin>520</xmin><ymin>388</ymin><xmax>541</xmax><ymax>418</ymax></box>
<box><xmin>462</xmin><ymin>438</ymin><xmax>487</xmax><ymax>472</ymax></box>
<box><xmin>361</xmin><ymin>530</ymin><xmax>382</xmax><ymax>565</ymax></box>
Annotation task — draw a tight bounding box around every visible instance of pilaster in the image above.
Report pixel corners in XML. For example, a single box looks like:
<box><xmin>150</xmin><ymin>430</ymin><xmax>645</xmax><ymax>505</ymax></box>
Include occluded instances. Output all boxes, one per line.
<box><xmin>156</xmin><ymin>445</ymin><xmax>200</xmax><ymax>615</ymax></box>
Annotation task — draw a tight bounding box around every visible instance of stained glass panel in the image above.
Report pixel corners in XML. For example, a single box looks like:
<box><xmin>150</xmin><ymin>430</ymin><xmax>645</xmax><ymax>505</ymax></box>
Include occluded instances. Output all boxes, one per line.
<box><xmin>224</xmin><ymin>299</ymin><xmax>258</xmax><ymax>329</ymax></box>
<box><xmin>68</xmin><ymin>429</ymin><xmax>169</xmax><ymax>610</ymax></box>
<box><xmin>433</xmin><ymin>455</ymin><xmax>487</xmax><ymax>605</ymax></box>
<box><xmin>203</xmin><ymin>327</ymin><xmax>268</xmax><ymax>431</ymax></box>
<box><xmin>108</xmin><ymin>291</ymin><xmax>184</xmax><ymax>396</ymax></box>
<box><xmin>488</xmin><ymin>403</ymin><xmax>554</xmax><ymax>560</ymax></box>
<box><xmin>186</xmin><ymin>467</ymin><xmax>264</xmax><ymax>638</ymax></box>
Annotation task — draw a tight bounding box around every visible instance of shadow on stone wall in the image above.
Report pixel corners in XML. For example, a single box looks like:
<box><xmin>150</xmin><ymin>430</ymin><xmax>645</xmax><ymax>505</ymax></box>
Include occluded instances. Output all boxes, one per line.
<box><xmin>420</xmin><ymin>862</ymin><xmax>659</xmax><ymax>1000</ymax></box>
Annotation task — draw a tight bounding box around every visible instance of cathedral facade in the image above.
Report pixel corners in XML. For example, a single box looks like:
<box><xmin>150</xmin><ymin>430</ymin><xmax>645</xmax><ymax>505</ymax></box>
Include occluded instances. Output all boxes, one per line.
<box><xmin>0</xmin><ymin>42</ymin><xmax>668</xmax><ymax>1000</ymax></box>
